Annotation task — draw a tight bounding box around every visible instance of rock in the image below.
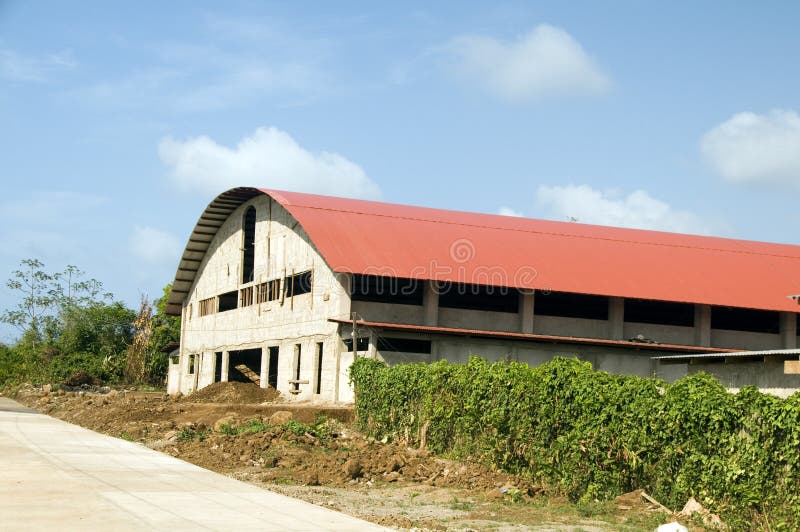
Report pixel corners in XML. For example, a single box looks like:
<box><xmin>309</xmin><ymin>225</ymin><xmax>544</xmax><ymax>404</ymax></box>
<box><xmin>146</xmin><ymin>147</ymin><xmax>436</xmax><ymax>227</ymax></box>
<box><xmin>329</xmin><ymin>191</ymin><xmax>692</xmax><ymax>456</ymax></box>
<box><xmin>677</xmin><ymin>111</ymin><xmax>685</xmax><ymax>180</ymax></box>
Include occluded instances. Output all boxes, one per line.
<box><xmin>38</xmin><ymin>396</ymin><xmax>50</xmax><ymax>405</ymax></box>
<box><xmin>42</xmin><ymin>384</ymin><xmax>52</xmax><ymax>394</ymax></box>
<box><xmin>163</xmin><ymin>430</ymin><xmax>178</xmax><ymax>441</ymax></box>
<box><xmin>385</xmin><ymin>455</ymin><xmax>404</xmax><ymax>473</ymax></box>
<box><xmin>213</xmin><ymin>414</ymin><xmax>239</xmax><ymax>432</ymax></box>
<box><xmin>679</xmin><ymin>497</ymin><xmax>704</xmax><ymax>516</ymax></box>
<box><xmin>155</xmin><ymin>406</ymin><xmax>165</xmax><ymax>413</ymax></box>
<box><xmin>304</xmin><ymin>471</ymin><xmax>320</xmax><ymax>486</ymax></box>
<box><xmin>657</xmin><ymin>523</ymin><xmax>688</xmax><ymax>532</ymax></box>
<box><xmin>107</xmin><ymin>389</ymin><xmax>118</xmax><ymax>398</ymax></box>
<box><xmin>485</xmin><ymin>487</ymin><xmax>506</xmax><ymax>500</ymax></box>
<box><xmin>343</xmin><ymin>459</ymin><xmax>363</xmax><ymax>479</ymax></box>
<box><xmin>678</xmin><ymin>497</ymin><xmax>724</xmax><ymax>528</ymax></box>
<box><xmin>268</xmin><ymin>411</ymin><xmax>293</xmax><ymax>425</ymax></box>
<box><xmin>385</xmin><ymin>471</ymin><xmax>401</xmax><ymax>482</ymax></box>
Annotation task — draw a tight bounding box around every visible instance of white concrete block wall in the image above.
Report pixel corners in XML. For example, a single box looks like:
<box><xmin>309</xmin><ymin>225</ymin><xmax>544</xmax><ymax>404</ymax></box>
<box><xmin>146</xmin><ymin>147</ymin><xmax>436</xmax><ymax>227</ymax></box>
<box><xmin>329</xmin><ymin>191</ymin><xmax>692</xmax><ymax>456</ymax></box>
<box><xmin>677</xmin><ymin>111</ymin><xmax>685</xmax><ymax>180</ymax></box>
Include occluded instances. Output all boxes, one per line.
<box><xmin>174</xmin><ymin>196</ymin><xmax>352</xmax><ymax>402</ymax></box>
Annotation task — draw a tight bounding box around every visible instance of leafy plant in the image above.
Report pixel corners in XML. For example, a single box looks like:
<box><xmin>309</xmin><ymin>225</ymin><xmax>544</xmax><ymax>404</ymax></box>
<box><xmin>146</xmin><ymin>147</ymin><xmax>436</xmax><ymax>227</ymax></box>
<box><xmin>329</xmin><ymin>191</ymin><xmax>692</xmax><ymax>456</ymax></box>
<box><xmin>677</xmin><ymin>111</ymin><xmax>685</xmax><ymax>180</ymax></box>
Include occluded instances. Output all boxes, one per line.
<box><xmin>350</xmin><ymin>356</ymin><xmax>800</xmax><ymax>529</ymax></box>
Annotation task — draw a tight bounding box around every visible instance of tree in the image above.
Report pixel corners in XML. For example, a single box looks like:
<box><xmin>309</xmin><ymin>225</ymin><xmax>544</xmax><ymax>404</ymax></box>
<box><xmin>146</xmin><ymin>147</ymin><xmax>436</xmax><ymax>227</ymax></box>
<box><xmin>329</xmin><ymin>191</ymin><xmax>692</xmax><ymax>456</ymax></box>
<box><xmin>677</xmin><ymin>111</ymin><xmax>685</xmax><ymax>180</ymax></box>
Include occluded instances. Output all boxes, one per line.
<box><xmin>143</xmin><ymin>284</ymin><xmax>181</xmax><ymax>384</ymax></box>
<box><xmin>1</xmin><ymin>259</ymin><xmax>60</xmax><ymax>343</ymax></box>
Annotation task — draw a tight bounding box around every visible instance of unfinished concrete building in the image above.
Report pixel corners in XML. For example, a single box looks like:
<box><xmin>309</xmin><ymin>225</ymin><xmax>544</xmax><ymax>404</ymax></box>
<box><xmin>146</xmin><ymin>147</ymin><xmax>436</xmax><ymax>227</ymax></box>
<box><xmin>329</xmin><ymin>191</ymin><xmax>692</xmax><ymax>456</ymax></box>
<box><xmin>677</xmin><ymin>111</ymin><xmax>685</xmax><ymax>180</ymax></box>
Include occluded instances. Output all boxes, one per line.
<box><xmin>165</xmin><ymin>188</ymin><xmax>800</xmax><ymax>401</ymax></box>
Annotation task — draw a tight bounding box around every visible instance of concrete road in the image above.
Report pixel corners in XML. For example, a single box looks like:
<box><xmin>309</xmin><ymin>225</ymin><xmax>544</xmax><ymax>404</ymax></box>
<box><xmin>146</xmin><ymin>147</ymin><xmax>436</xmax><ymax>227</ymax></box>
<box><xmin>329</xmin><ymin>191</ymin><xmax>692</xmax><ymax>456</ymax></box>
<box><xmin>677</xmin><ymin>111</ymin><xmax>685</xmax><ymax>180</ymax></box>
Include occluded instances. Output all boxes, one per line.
<box><xmin>0</xmin><ymin>397</ymin><xmax>387</xmax><ymax>531</ymax></box>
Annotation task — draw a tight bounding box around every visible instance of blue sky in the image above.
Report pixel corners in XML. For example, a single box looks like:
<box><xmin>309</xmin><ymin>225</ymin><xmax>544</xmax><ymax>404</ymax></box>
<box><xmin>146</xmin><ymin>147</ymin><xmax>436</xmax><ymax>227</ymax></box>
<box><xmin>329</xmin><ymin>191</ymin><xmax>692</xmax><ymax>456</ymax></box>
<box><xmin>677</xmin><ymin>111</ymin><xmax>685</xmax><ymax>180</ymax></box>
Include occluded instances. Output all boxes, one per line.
<box><xmin>2</xmin><ymin>1</ymin><xmax>800</xmax><ymax>342</ymax></box>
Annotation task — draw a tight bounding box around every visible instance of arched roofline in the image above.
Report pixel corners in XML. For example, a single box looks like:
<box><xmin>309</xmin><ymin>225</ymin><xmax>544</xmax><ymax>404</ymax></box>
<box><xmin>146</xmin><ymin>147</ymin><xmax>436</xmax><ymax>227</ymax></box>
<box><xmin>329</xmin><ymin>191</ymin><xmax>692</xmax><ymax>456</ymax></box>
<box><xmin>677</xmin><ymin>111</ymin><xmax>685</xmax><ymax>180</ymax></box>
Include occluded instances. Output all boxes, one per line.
<box><xmin>166</xmin><ymin>187</ymin><xmax>267</xmax><ymax>315</ymax></box>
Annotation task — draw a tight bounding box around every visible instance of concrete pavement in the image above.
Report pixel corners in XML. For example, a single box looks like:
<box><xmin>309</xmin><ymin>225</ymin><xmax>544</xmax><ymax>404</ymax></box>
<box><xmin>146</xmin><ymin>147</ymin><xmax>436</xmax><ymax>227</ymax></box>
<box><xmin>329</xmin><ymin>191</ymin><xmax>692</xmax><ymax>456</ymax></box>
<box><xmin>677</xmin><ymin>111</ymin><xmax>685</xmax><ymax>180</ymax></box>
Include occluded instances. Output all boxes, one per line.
<box><xmin>0</xmin><ymin>397</ymin><xmax>387</xmax><ymax>531</ymax></box>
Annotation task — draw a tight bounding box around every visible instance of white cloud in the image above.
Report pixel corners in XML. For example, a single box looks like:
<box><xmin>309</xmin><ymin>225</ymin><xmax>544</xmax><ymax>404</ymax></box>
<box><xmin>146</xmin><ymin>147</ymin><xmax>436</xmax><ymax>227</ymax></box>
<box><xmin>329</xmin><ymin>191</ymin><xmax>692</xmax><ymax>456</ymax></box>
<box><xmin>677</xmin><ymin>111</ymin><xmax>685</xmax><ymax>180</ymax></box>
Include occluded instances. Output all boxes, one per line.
<box><xmin>158</xmin><ymin>127</ymin><xmax>381</xmax><ymax>199</ymax></box>
<box><xmin>701</xmin><ymin>110</ymin><xmax>800</xmax><ymax>187</ymax></box>
<box><xmin>129</xmin><ymin>226</ymin><xmax>181</xmax><ymax>266</ymax></box>
<box><xmin>447</xmin><ymin>24</ymin><xmax>611</xmax><ymax>101</ymax></box>
<box><xmin>498</xmin><ymin>206</ymin><xmax>524</xmax><ymax>217</ymax></box>
<box><xmin>0</xmin><ymin>49</ymin><xmax>75</xmax><ymax>82</ymax></box>
<box><xmin>536</xmin><ymin>184</ymin><xmax>719</xmax><ymax>234</ymax></box>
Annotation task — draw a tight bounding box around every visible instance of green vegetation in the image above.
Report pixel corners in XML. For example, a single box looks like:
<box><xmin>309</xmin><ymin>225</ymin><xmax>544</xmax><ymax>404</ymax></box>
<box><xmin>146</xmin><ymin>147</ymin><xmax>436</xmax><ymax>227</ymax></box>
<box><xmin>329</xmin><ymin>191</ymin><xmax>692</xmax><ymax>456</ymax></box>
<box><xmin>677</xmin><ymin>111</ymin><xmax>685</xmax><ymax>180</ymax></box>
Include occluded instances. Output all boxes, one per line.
<box><xmin>0</xmin><ymin>258</ymin><xmax>179</xmax><ymax>388</ymax></box>
<box><xmin>350</xmin><ymin>356</ymin><xmax>800</xmax><ymax>529</ymax></box>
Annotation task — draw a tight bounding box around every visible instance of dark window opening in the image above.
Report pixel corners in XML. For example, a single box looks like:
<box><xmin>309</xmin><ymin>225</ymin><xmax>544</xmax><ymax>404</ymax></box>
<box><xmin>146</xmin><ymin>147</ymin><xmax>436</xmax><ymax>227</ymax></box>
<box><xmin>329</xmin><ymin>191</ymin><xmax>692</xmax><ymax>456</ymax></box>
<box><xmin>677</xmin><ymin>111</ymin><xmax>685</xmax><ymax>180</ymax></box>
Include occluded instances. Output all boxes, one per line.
<box><xmin>240</xmin><ymin>286</ymin><xmax>254</xmax><ymax>307</ymax></box>
<box><xmin>712</xmin><ymin>307</ymin><xmax>780</xmax><ymax>334</ymax></box>
<box><xmin>267</xmin><ymin>346</ymin><xmax>279</xmax><ymax>389</ymax></box>
<box><xmin>314</xmin><ymin>342</ymin><xmax>323</xmax><ymax>395</ymax></box>
<box><xmin>285</xmin><ymin>270</ymin><xmax>312</xmax><ymax>298</ymax></box>
<box><xmin>257</xmin><ymin>279</ymin><xmax>281</xmax><ymax>303</ymax></box>
<box><xmin>796</xmin><ymin>314</ymin><xmax>800</xmax><ymax>336</ymax></box>
<box><xmin>227</xmin><ymin>348</ymin><xmax>262</xmax><ymax>384</ymax></box>
<box><xmin>292</xmin><ymin>344</ymin><xmax>301</xmax><ymax>391</ymax></box>
<box><xmin>438</xmin><ymin>282</ymin><xmax>519</xmax><ymax>313</ymax></box>
<box><xmin>377</xmin><ymin>337</ymin><xmax>432</xmax><ymax>354</ymax></box>
<box><xmin>343</xmin><ymin>337</ymin><xmax>370</xmax><ymax>352</ymax></box>
<box><xmin>535</xmin><ymin>291</ymin><xmax>609</xmax><ymax>320</ymax></box>
<box><xmin>187</xmin><ymin>354</ymin><xmax>195</xmax><ymax>375</ymax></box>
<box><xmin>213</xmin><ymin>352</ymin><xmax>222</xmax><ymax>382</ymax></box>
<box><xmin>625</xmin><ymin>299</ymin><xmax>694</xmax><ymax>327</ymax></box>
<box><xmin>218</xmin><ymin>290</ymin><xmax>238</xmax><ymax>312</ymax></box>
<box><xmin>242</xmin><ymin>206</ymin><xmax>256</xmax><ymax>284</ymax></box>
<box><xmin>351</xmin><ymin>275</ymin><xmax>424</xmax><ymax>305</ymax></box>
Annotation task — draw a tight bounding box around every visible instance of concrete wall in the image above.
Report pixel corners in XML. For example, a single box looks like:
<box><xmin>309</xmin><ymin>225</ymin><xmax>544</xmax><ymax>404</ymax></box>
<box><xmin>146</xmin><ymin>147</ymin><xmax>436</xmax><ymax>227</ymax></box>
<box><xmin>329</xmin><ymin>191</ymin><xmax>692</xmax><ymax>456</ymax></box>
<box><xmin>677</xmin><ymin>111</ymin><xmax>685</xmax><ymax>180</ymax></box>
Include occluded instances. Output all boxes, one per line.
<box><xmin>711</xmin><ymin>329</ymin><xmax>782</xmax><ymax>351</ymax></box>
<box><xmin>174</xmin><ymin>196</ymin><xmax>352</xmax><ymax>402</ymax></box>
<box><xmin>438</xmin><ymin>307</ymin><xmax>518</xmax><ymax>332</ymax></box>
<box><xmin>351</xmin><ymin>300</ymin><xmax>424</xmax><ymax>325</ymax></box>
<box><xmin>534</xmin><ymin>315</ymin><xmax>609</xmax><ymax>339</ymax></box>
<box><xmin>655</xmin><ymin>358</ymin><xmax>800</xmax><ymax>397</ymax></box>
<box><xmin>623</xmin><ymin>322</ymin><xmax>694</xmax><ymax>345</ymax></box>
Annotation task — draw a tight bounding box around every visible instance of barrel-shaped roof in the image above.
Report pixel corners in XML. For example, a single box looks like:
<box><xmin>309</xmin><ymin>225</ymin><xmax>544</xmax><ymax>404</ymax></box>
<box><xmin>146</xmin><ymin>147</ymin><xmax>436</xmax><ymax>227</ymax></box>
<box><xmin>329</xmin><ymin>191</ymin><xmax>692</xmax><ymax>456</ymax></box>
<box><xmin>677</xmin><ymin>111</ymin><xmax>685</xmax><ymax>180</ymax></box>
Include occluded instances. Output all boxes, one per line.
<box><xmin>166</xmin><ymin>187</ymin><xmax>800</xmax><ymax>315</ymax></box>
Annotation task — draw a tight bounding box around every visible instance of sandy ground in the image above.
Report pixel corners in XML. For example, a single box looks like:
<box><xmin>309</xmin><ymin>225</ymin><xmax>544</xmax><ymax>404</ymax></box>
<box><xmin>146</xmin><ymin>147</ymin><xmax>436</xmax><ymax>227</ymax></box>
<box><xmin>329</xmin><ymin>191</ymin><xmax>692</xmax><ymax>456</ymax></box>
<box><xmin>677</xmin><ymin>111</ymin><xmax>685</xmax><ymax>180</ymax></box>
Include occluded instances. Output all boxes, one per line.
<box><xmin>10</xmin><ymin>382</ymin><xmax>695</xmax><ymax>531</ymax></box>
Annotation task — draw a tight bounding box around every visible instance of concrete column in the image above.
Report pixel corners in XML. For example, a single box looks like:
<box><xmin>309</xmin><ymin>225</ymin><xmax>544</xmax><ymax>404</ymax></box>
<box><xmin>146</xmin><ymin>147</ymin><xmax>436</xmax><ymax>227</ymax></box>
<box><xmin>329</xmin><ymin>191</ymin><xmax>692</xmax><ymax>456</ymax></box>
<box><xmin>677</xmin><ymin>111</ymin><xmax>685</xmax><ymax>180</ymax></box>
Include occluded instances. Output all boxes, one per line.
<box><xmin>694</xmin><ymin>304</ymin><xmax>711</xmax><ymax>347</ymax></box>
<box><xmin>368</xmin><ymin>330</ymin><xmax>378</xmax><ymax>359</ymax></box>
<box><xmin>423</xmin><ymin>281</ymin><xmax>439</xmax><ymax>327</ymax></box>
<box><xmin>192</xmin><ymin>353</ymin><xmax>201</xmax><ymax>391</ymax></box>
<box><xmin>780</xmin><ymin>312</ymin><xmax>797</xmax><ymax>349</ymax></box>
<box><xmin>259</xmin><ymin>346</ymin><xmax>268</xmax><ymax>388</ymax></box>
<box><xmin>608</xmin><ymin>297</ymin><xmax>624</xmax><ymax>340</ymax></box>
<box><xmin>519</xmin><ymin>291</ymin><xmax>535</xmax><ymax>334</ymax></box>
<box><xmin>221</xmin><ymin>351</ymin><xmax>230</xmax><ymax>382</ymax></box>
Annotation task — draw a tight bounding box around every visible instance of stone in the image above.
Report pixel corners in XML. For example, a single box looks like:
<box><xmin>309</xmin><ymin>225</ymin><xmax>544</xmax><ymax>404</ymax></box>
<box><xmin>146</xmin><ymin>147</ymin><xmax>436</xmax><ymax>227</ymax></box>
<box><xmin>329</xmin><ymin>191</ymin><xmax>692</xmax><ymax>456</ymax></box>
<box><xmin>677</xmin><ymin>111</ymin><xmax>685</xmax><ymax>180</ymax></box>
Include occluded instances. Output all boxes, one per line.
<box><xmin>385</xmin><ymin>455</ymin><xmax>404</xmax><ymax>473</ymax></box>
<box><xmin>268</xmin><ymin>411</ymin><xmax>293</xmax><ymax>425</ymax></box>
<box><xmin>385</xmin><ymin>471</ymin><xmax>401</xmax><ymax>482</ymax></box>
<box><xmin>342</xmin><ymin>459</ymin><xmax>363</xmax><ymax>479</ymax></box>
<box><xmin>214</xmin><ymin>414</ymin><xmax>239</xmax><ymax>432</ymax></box>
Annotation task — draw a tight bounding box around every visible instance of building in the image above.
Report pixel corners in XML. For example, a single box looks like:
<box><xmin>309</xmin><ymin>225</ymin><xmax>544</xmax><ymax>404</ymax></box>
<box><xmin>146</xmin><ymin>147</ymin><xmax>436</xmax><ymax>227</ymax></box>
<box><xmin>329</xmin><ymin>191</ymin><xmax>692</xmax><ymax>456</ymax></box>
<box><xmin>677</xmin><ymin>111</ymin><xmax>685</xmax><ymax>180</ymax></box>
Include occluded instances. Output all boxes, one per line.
<box><xmin>165</xmin><ymin>187</ymin><xmax>800</xmax><ymax>401</ymax></box>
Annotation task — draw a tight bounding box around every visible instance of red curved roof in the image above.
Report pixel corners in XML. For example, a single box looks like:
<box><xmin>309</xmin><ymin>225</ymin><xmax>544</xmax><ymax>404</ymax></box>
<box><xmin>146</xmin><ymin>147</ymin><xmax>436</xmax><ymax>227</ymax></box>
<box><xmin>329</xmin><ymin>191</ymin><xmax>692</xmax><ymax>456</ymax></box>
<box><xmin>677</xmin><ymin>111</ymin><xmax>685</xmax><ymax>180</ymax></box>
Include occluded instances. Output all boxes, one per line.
<box><xmin>167</xmin><ymin>187</ymin><xmax>800</xmax><ymax>315</ymax></box>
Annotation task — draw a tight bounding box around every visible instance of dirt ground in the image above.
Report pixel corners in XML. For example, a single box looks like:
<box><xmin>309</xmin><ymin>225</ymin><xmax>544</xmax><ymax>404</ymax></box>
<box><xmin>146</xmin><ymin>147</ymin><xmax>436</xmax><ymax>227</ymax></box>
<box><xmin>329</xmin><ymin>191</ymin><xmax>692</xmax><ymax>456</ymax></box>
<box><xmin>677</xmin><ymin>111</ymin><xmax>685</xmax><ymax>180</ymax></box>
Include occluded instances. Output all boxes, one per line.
<box><xmin>10</xmin><ymin>382</ymin><xmax>701</xmax><ymax>531</ymax></box>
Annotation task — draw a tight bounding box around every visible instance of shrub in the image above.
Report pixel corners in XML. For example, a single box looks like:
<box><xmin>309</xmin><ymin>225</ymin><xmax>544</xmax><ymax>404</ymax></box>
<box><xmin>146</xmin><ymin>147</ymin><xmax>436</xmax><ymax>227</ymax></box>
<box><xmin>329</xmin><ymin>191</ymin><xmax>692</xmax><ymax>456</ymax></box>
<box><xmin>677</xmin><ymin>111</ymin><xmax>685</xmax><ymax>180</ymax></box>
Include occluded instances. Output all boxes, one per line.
<box><xmin>350</xmin><ymin>356</ymin><xmax>800</xmax><ymax>528</ymax></box>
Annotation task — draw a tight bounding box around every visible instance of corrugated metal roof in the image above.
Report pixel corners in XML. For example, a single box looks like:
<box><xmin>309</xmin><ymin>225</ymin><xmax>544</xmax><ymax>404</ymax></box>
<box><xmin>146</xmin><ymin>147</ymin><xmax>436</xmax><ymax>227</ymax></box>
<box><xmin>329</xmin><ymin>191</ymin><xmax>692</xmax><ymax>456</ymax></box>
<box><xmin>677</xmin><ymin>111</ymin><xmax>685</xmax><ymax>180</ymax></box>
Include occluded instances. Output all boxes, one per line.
<box><xmin>166</xmin><ymin>187</ymin><xmax>800</xmax><ymax>315</ymax></box>
<box><xmin>329</xmin><ymin>318</ymin><xmax>737</xmax><ymax>354</ymax></box>
<box><xmin>652</xmin><ymin>348</ymin><xmax>800</xmax><ymax>361</ymax></box>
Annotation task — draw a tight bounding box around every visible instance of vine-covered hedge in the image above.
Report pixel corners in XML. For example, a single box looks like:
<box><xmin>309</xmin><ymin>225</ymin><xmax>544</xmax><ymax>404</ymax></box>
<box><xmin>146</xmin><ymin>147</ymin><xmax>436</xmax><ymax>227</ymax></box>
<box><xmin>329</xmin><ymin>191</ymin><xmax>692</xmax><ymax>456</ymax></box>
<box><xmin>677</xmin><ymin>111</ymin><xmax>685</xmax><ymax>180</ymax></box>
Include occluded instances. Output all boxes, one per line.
<box><xmin>350</xmin><ymin>356</ymin><xmax>800</xmax><ymax>528</ymax></box>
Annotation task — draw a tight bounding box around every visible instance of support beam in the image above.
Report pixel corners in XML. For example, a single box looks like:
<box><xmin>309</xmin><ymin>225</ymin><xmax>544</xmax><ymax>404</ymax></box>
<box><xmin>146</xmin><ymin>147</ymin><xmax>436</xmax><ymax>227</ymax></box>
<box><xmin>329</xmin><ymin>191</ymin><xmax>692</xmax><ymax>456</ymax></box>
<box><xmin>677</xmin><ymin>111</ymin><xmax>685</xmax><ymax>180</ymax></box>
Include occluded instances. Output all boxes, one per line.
<box><xmin>608</xmin><ymin>297</ymin><xmax>624</xmax><ymax>340</ymax></box>
<box><xmin>423</xmin><ymin>281</ymin><xmax>439</xmax><ymax>327</ymax></box>
<box><xmin>694</xmin><ymin>304</ymin><xmax>711</xmax><ymax>347</ymax></box>
<box><xmin>259</xmin><ymin>346</ymin><xmax>268</xmax><ymax>388</ymax></box>
<box><xmin>221</xmin><ymin>351</ymin><xmax>230</xmax><ymax>382</ymax></box>
<box><xmin>368</xmin><ymin>330</ymin><xmax>378</xmax><ymax>359</ymax></box>
<box><xmin>519</xmin><ymin>291</ymin><xmax>535</xmax><ymax>334</ymax></box>
<box><xmin>780</xmin><ymin>312</ymin><xmax>797</xmax><ymax>349</ymax></box>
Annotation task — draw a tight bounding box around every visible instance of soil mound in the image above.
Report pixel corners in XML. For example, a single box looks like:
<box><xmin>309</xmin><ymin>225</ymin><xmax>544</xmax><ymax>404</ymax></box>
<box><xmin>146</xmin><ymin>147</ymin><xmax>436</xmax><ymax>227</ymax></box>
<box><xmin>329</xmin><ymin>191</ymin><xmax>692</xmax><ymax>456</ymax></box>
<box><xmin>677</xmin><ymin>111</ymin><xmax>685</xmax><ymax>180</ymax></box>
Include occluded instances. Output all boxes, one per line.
<box><xmin>184</xmin><ymin>382</ymin><xmax>279</xmax><ymax>404</ymax></box>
